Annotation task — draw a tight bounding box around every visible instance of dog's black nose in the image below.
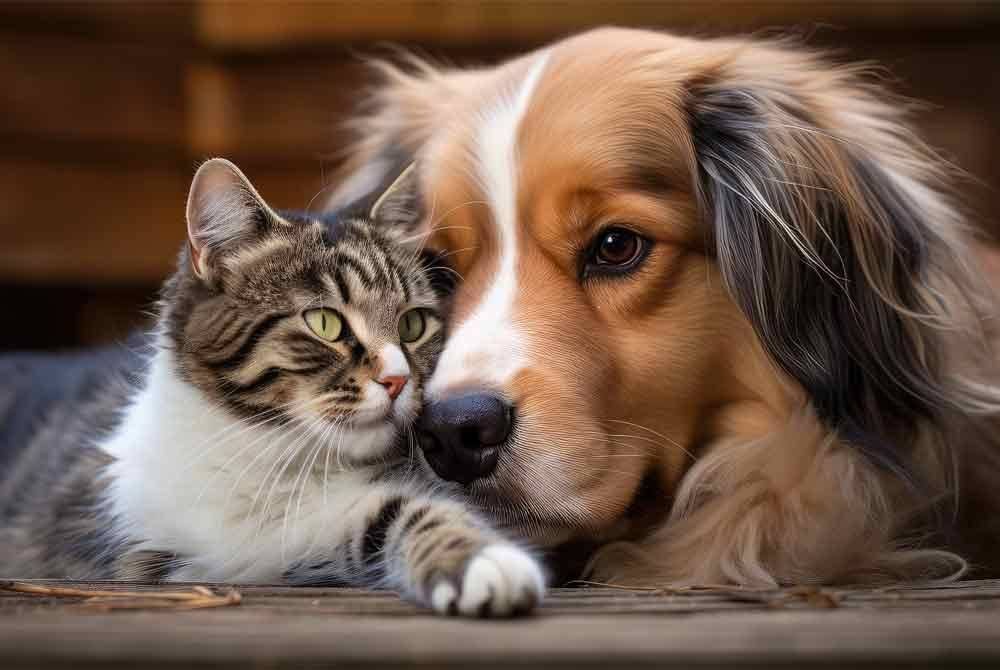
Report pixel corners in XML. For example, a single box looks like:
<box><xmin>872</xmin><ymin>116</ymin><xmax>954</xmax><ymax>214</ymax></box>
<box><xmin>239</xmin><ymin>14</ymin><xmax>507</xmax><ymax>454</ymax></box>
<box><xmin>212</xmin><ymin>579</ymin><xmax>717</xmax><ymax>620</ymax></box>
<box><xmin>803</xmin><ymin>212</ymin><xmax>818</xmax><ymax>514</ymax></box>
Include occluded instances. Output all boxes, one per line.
<box><xmin>419</xmin><ymin>392</ymin><xmax>512</xmax><ymax>485</ymax></box>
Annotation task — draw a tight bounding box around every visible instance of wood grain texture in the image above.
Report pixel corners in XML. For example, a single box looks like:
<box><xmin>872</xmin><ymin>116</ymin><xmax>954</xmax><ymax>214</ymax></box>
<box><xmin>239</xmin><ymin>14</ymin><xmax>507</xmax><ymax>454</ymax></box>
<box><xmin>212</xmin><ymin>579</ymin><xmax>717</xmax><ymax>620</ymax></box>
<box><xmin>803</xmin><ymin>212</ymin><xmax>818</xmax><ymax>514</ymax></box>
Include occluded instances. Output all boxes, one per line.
<box><xmin>0</xmin><ymin>36</ymin><xmax>186</xmax><ymax>149</ymax></box>
<box><xmin>0</xmin><ymin>2</ymin><xmax>193</xmax><ymax>44</ymax></box>
<box><xmin>195</xmin><ymin>0</ymin><xmax>1000</xmax><ymax>49</ymax></box>
<box><xmin>3</xmin><ymin>580</ymin><xmax>1000</xmax><ymax>668</ymax></box>
<box><xmin>0</xmin><ymin>160</ymin><xmax>330</xmax><ymax>284</ymax></box>
<box><xmin>185</xmin><ymin>59</ymin><xmax>369</xmax><ymax>162</ymax></box>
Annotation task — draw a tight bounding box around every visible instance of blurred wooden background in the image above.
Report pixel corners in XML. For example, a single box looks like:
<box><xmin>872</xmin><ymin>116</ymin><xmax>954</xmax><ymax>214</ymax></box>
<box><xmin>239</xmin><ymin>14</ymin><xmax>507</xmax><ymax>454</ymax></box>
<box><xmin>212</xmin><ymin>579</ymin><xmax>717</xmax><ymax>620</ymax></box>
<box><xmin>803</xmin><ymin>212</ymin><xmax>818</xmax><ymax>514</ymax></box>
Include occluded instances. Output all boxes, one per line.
<box><xmin>2</xmin><ymin>1</ymin><xmax>999</xmax><ymax>351</ymax></box>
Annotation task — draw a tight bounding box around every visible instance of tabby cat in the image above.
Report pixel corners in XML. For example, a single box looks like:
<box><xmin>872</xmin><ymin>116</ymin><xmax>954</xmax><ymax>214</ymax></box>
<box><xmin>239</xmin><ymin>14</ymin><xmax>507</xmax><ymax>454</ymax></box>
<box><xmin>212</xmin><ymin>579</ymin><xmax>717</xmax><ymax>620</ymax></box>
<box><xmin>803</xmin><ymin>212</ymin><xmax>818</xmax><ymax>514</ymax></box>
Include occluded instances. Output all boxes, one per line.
<box><xmin>0</xmin><ymin>159</ymin><xmax>544</xmax><ymax>616</ymax></box>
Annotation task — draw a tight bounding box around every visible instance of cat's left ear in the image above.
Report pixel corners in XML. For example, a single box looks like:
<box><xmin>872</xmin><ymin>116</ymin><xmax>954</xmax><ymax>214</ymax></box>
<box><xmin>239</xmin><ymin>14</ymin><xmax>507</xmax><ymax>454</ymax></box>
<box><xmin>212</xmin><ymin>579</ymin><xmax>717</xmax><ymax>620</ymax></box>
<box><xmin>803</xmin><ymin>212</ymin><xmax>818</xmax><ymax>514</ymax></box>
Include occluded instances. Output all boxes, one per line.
<box><xmin>368</xmin><ymin>162</ymin><xmax>423</xmax><ymax>237</ymax></box>
<box><xmin>185</xmin><ymin>158</ymin><xmax>282</xmax><ymax>281</ymax></box>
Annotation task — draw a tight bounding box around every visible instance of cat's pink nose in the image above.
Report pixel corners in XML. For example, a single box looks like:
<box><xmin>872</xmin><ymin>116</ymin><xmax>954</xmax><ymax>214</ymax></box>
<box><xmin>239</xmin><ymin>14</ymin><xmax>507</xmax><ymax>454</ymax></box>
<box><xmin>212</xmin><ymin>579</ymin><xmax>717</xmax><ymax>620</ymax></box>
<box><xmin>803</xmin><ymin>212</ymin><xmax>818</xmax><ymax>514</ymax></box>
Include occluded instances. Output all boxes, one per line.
<box><xmin>378</xmin><ymin>375</ymin><xmax>408</xmax><ymax>401</ymax></box>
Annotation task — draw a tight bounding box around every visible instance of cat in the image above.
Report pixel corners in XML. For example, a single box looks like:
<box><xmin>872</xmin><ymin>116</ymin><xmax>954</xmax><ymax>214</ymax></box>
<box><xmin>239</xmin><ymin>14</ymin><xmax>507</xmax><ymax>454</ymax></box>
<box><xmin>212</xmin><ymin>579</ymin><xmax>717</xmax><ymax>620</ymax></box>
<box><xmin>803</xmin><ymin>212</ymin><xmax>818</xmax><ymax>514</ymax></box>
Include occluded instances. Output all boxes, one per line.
<box><xmin>0</xmin><ymin>158</ymin><xmax>545</xmax><ymax>617</ymax></box>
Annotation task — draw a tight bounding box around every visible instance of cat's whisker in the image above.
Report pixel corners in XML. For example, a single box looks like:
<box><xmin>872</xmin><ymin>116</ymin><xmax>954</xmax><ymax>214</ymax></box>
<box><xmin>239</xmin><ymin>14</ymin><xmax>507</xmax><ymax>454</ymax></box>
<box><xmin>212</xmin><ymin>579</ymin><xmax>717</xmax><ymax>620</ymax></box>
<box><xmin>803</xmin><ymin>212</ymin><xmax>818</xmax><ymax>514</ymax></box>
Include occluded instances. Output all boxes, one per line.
<box><xmin>404</xmin><ymin>425</ymin><xmax>418</xmax><ymax>473</ymax></box>
<box><xmin>204</xmin><ymin>416</ymin><xmax>319</xmax><ymax>576</ymax></box>
<box><xmin>188</xmin><ymin>395</ymin><xmax>331</xmax><ymax>509</ymax></box>
<box><xmin>419</xmin><ymin>264</ymin><xmax>465</xmax><ymax>283</ymax></box>
<box><xmin>189</xmin><ymin>399</ymin><xmax>328</xmax><ymax>496</ymax></box>
<box><xmin>395</xmin><ymin>214</ymin><xmax>481</xmax><ymax>247</ymax></box>
<box><xmin>431</xmin><ymin>246</ymin><xmax>477</xmax><ymax>261</ymax></box>
<box><xmin>304</xmin><ymin>179</ymin><xmax>339</xmax><ymax>215</ymax></box>
<box><xmin>322</xmin><ymin>419</ymin><xmax>341</xmax><ymax>509</ymax></box>
<box><xmin>253</xmin><ymin>422</ymin><xmax>322</xmax><ymax>561</ymax></box>
<box><xmin>174</xmin><ymin>397</ymin><xmax>304</xmax><ymax>475</ymax></box>
<box><xmin>246</xmin><ymin>412</ymin><xmax>323</xmax><ymax>529</ymax></box>
<box><xmin>185</xmin><ymin>419</ymin><xmax>292</xmax><ymax>506</ymax></box>
<box><xmin>301</xmin><ymin>418</ymin><xmax>341</xmax><ymax>558</ymax></box>
<box><xmin>283</xmin><ymin>433</ymin><xmax>326</xmax><ymax>559</ymax></box>
<box><xmin>287</xmin><ymin>414</ymin><xmax>345</xmax><ymax>553</ymax></box>
<box><xmin>218</xmin><ymin>397</ymin><xmax>332</xmax><ymax>518</ymax></box>
<box><xmin>217</xmin><ymin>425</ymin><xmax>330</xmax><ymax>566</ymax></box>
<box><xmin>276</xmin><ymin>413</ymin><xmax>346</xmax><ymax>559</ymax></box>
<box><xmin>331</xmin><ymin>407</ymin><xmax>352</xmax><ymax>473</ymax></box>
<box><xmin>194</xmin><ymin>427</ymin><xmax>281</xmax><ymax>511</ymax></box>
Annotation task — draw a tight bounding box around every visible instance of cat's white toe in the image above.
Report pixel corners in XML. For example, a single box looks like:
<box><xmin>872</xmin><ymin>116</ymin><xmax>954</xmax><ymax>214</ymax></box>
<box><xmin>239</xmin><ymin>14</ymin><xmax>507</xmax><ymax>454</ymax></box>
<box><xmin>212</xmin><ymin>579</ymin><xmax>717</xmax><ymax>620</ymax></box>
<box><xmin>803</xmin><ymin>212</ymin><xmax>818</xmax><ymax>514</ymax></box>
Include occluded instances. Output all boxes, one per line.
<box><xmin>455</xmin><ymin>544</ymin><xmax>545</xmax><ymax>616</ymax></box>
<box><xmin>430</xmin><ymin>581</ymin><xmax>458</xmax><ymax>614</ymax></box>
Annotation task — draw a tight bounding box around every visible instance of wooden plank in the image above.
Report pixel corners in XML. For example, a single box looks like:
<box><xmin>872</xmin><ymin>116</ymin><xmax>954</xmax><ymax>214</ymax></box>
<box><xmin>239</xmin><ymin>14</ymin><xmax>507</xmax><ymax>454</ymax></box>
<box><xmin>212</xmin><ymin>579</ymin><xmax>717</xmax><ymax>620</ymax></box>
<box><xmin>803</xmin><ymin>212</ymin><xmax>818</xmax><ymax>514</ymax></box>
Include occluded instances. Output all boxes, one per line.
<box><xmin>185</xmin><ymin>58</ymin><xmax>369</xmax><ymax>161</ymax></box>
<box><xmin>3</xmin><ymin>582</ymin><xmax>1000</xmax><ymax>668</ymax></box>
<box><xmin>0</xmin><ymin>159</ymin><xmax>333</xmax><ymax>285</ymax></box>
<box><xmin>0</xmin><ymin>36</ymin><xmax>187</xmax><ymax>149</ymax></box>
<box><xmin>0</xmin><ymin>160</ymin><xmax>188</xmax><ymax>284</ymax></box>
<box><xmin>0</xmin><ymin>2</ymin><xmax>193</xmax><ymax>44</ymax></box>
<box><xmin>227</xmin><ymin>160</ymin><xmax>333</xmax><ymax>215</ymax></box>
<box><xmin>195</xmin><ymin>1</ymin><xmax>1000</xmax><ymax>50</ymax></box>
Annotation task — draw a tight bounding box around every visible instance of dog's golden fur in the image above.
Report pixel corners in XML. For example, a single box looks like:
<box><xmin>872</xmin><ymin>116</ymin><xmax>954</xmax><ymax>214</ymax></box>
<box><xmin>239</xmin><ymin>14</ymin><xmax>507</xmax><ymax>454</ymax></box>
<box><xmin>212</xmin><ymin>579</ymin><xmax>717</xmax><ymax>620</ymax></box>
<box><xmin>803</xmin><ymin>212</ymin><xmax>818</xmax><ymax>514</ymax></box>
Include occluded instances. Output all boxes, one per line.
<box><xmin>327</xmin><ymin>28</ymin><xmax>1000</xmax><ymax>586</ymax></box>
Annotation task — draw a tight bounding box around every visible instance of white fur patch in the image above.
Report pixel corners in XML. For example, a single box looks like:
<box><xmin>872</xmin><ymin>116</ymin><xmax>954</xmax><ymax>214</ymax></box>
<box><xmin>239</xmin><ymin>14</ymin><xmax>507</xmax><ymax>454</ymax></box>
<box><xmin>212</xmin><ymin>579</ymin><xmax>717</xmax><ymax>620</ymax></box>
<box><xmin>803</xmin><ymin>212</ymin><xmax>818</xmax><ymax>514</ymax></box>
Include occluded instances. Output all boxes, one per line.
<box><xmin>430</xmin><ymin>581</ymin><xmax>458</xmax><ymax>614</ymax></box>
<box><xmin>102</xmin><ymin>348</ymin><xmax>395</xmax><ymax>582</ymax></box>
<box><xmin>427</xmin><ymin>54</ymin><xmax>550</xmax><ymax>397</ymax></box>
<box><xmin>455</xmin><ymin>544</ymin><xmax>545</xmax><ymax>616</ymax></box>
<box><xmin>378</xmin><ymin>343</ymin><xmax>410</xmax><ymax>379</ymax></box>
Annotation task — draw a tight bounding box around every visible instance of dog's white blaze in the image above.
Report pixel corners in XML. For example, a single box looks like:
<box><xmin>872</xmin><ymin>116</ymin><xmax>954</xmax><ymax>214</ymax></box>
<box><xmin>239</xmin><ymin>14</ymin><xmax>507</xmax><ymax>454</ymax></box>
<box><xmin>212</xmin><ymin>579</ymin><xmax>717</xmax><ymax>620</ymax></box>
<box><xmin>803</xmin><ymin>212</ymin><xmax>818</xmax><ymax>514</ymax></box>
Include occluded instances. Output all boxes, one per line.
<box><xmin>428</xmin><ymin>54</ymin><xmax>550</xmax><ymax>396</ymax></box>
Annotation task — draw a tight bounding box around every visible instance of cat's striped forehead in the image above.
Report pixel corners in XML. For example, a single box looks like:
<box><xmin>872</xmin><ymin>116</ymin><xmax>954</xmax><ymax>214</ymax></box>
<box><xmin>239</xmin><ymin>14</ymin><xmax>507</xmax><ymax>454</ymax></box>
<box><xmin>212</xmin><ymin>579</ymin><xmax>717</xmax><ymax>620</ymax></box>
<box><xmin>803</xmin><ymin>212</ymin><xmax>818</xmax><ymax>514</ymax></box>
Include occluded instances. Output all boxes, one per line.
<box><xmin>220</xmin><ymin>212</ymin><xmax>431</xmax><ymax>313</ymax></box>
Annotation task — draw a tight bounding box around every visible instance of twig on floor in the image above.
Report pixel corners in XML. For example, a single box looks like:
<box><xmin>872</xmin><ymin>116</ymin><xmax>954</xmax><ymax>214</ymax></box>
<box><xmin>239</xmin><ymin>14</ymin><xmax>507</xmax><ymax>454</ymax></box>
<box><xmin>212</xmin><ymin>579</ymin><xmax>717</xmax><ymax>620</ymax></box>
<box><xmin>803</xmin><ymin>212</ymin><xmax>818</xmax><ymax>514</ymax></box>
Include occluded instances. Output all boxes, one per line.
<box><xmin>0</xmin><ymin>580</ymin><xmax>242</xmax><ymax>612</ymax></box>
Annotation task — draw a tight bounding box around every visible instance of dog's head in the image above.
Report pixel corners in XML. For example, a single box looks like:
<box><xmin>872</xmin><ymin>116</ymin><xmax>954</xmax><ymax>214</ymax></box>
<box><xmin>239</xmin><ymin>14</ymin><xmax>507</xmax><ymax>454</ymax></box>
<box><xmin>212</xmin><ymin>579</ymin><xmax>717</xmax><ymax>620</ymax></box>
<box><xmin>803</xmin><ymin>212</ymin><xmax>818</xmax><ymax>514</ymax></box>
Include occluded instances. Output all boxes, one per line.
<box><xmin>328</xmin><ymin>28</ymin><xmax>985</xmax><ymax>549</ymax></box>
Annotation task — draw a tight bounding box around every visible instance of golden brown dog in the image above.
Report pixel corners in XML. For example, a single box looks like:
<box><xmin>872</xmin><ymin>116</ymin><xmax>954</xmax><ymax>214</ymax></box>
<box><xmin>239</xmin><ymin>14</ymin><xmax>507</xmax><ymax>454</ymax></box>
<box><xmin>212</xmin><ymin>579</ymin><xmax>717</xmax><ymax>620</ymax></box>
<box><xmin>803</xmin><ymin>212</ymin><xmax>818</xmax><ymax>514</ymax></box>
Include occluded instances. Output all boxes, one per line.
<box><xmin>327</xmin><ymin>28</ymin><xmax>1000</xmax><ymax>586</ymax></box>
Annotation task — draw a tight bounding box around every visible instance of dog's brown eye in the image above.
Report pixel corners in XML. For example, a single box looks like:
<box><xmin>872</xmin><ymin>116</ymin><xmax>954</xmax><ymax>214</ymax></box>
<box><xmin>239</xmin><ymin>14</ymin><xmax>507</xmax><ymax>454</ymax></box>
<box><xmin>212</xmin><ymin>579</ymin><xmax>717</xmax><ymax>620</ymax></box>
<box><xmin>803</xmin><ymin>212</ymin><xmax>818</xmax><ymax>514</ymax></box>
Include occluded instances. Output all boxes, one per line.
<box><xmin>584</xmin><ymin>227</ymin><xmax>649</xmax><ymax>279</ymax></box>
<box><xmin>596</xmin><ymin>229</ymin><xmax>641</xmax><ymax>266</ymax></box>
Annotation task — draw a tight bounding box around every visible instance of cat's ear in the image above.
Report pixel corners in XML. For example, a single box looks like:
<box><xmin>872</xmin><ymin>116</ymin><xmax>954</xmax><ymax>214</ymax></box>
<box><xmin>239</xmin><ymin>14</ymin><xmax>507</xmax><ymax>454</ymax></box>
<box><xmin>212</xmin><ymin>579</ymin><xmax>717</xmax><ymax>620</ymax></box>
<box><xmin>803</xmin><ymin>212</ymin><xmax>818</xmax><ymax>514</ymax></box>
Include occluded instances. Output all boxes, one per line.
<box><xmin>185</xmin><ymin>158</ymin><xmax>280</xmax><ymax>280</ymax></box>
<box><xmin>368</xmin><ymin>162</ymin><xmax>423</xmax><ymax>235</ymax></box>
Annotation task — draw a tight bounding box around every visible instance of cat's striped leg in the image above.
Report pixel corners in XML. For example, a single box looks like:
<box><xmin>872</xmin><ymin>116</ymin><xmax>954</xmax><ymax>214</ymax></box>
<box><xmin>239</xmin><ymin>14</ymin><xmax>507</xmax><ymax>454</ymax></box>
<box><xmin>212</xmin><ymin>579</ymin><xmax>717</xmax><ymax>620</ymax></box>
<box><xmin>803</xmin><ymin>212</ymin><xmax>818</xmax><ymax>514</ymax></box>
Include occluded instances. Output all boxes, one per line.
<box><xmin>389</xmin><ymin>496</ymin><xmax>546</xmax><ymax>616</ymax></box>
<box><xmin>284</xmin><ymin>489</ymin><xmax>545</xmax><ymax>616</ymax></box>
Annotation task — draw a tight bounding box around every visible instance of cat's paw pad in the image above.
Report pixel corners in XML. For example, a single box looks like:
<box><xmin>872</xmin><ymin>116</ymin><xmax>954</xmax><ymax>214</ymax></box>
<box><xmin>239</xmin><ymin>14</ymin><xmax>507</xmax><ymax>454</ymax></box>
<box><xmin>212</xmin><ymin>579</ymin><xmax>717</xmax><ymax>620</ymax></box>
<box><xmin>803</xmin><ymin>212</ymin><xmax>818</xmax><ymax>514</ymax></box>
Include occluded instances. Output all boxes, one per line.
<box><xmin>431</xmin><ymin>544</ymin><xmax>544</xmax><ymax>617</ymax></box>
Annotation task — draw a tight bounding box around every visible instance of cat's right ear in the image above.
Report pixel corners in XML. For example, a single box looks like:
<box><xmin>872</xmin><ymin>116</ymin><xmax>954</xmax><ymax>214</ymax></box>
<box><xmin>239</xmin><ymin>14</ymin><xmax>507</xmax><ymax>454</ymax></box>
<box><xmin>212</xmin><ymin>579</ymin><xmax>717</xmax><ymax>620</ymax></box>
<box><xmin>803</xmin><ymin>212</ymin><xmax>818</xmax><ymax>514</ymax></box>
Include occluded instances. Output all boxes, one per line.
<box><xmin>368</xmin><ymin>162</ymin><xmax>423</xmax><ymax>237</ymax></box>
<box><xmin>185</xmin><ymin>158</ymin><xmax>279</xmax><ymax>281</ymax></box>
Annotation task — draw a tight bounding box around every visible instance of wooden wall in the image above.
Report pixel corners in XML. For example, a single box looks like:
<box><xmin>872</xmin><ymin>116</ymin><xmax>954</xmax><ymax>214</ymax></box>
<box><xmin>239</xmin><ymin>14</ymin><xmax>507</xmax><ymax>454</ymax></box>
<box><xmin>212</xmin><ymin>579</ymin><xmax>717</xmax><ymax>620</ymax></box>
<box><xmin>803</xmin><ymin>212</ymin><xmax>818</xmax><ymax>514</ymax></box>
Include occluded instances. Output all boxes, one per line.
<box><xmin>2</xmin><ymin>1</ymin><xmax>999</xmax><ymax>350</ymax></box>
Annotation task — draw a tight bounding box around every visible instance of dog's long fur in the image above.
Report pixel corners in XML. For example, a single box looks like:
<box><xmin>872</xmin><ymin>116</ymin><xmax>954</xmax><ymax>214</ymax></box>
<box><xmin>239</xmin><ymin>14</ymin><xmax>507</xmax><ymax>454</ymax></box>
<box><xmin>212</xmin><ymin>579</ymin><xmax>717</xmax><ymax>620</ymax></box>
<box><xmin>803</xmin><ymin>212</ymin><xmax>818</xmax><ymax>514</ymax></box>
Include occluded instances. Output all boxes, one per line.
<box><xmin>325</xmin><ymin>28</ymin><xmax>1000</xmax><ymax>586</ymax></box>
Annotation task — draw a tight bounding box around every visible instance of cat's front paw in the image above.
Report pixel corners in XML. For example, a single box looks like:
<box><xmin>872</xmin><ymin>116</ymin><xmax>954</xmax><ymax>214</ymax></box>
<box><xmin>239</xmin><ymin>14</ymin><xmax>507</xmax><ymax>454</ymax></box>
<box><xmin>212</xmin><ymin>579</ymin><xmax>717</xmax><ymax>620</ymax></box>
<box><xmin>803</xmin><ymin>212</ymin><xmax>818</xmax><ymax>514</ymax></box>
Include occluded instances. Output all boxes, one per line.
<box><xmin>429</xmin><ymin>544</ymin><xmax>545</xmax><ymax>617</ymax></box>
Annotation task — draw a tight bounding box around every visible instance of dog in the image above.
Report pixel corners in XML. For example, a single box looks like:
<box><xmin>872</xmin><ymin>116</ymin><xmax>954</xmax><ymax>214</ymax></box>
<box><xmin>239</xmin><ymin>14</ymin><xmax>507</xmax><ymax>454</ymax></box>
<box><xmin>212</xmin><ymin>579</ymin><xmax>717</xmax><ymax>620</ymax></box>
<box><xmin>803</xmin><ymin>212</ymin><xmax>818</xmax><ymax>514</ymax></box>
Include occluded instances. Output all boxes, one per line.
<box><xmin>325</xmin><ymin>27</ymin><xmax>1000</xmax><ymax>586</ymax></box>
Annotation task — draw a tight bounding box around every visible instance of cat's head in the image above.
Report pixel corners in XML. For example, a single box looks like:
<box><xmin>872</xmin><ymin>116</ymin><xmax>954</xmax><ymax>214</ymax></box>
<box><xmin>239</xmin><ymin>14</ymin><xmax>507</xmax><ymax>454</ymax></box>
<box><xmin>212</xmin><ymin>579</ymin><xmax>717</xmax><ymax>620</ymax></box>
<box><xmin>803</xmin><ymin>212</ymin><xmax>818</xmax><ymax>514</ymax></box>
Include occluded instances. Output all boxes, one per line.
<box><xmin>163</xmin><ymin>158</ymin><xmax>441</xmax><ymax>464</ymax></box>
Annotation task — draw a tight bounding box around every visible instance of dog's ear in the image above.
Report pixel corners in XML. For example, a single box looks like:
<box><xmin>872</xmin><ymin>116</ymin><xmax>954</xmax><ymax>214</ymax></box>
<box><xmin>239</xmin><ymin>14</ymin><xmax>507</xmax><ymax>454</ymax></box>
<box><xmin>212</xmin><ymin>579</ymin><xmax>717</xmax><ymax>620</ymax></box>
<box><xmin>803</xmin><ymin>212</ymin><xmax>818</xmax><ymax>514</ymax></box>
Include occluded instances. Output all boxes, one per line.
<box><xmin>324</xmin><ymin>56</ymin><xmax>467</xmax><ymax>213</ymax></box>
<box><xmin>687</xmin><ymin>53</ymin><xmax>966</xmax><ymax>449</ymax></box>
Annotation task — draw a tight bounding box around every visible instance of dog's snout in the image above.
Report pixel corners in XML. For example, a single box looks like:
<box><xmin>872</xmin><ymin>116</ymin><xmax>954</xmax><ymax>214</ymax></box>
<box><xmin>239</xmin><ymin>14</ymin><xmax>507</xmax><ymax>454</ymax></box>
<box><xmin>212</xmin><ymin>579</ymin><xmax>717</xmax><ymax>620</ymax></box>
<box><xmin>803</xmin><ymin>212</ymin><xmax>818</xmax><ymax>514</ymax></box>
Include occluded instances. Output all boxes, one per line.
<box><xmin>419</xmin><ymin>392</ymin><xmax>512</xmax><ymax>484</ymax></box>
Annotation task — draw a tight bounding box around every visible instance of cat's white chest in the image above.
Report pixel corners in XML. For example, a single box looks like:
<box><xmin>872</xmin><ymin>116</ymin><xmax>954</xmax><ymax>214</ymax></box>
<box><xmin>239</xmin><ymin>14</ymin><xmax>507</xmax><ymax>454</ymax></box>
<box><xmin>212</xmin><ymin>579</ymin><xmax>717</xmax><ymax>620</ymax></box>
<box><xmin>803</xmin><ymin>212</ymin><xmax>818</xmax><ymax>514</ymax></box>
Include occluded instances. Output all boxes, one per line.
<box><xmin>101</xmin><ymin>351</ymin><xmax>375</xmax><ymax>582</ymax></box>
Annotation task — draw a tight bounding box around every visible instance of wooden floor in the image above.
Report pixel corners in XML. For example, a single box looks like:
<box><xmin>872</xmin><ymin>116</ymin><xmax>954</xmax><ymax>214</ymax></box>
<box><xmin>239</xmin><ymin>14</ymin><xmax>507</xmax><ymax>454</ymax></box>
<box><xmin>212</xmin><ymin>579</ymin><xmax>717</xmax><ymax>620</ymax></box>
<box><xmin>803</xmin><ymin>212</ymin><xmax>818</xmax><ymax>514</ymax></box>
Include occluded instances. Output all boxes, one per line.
<box><xmin>3</xmin><ymin>580</ymin><xmax>1000</xmax><ymax>669</ymax></box>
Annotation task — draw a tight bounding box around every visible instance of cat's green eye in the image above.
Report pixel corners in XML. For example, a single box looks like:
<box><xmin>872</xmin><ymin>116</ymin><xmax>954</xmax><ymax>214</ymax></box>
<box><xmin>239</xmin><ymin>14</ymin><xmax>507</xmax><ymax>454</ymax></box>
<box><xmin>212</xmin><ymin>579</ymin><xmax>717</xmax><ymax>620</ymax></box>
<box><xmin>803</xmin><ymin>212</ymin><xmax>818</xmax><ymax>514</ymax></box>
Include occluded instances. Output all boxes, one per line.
<box><xmin>398</xmin><ymin>309</ymin><xmax>428</xmax><ymax>344</ymax></box>
<box><xmin>304</xmin><ymin>308</ymin><xmax>344</xmax><ymax>342</ymax></box>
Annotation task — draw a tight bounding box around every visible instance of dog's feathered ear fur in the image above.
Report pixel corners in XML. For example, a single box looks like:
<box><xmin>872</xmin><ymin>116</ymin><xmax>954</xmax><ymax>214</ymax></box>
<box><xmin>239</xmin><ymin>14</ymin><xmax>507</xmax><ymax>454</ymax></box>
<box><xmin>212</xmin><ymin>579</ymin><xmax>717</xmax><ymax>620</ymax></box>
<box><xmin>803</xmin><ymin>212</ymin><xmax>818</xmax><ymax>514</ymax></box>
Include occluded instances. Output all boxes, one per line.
<box><xmin>587</xmin><ymin>44</ymin><xmax>1000</xmax><ymax>588</ymax></box>
<box><xmin>687</xmin><ymin>51</ymin><xmax>988</xmax><ymax>457</ymax></box>
<box><xmin>324</xmin><ymin>57</ymin><xmax>473</xmax><ymax>213</ymax></box>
